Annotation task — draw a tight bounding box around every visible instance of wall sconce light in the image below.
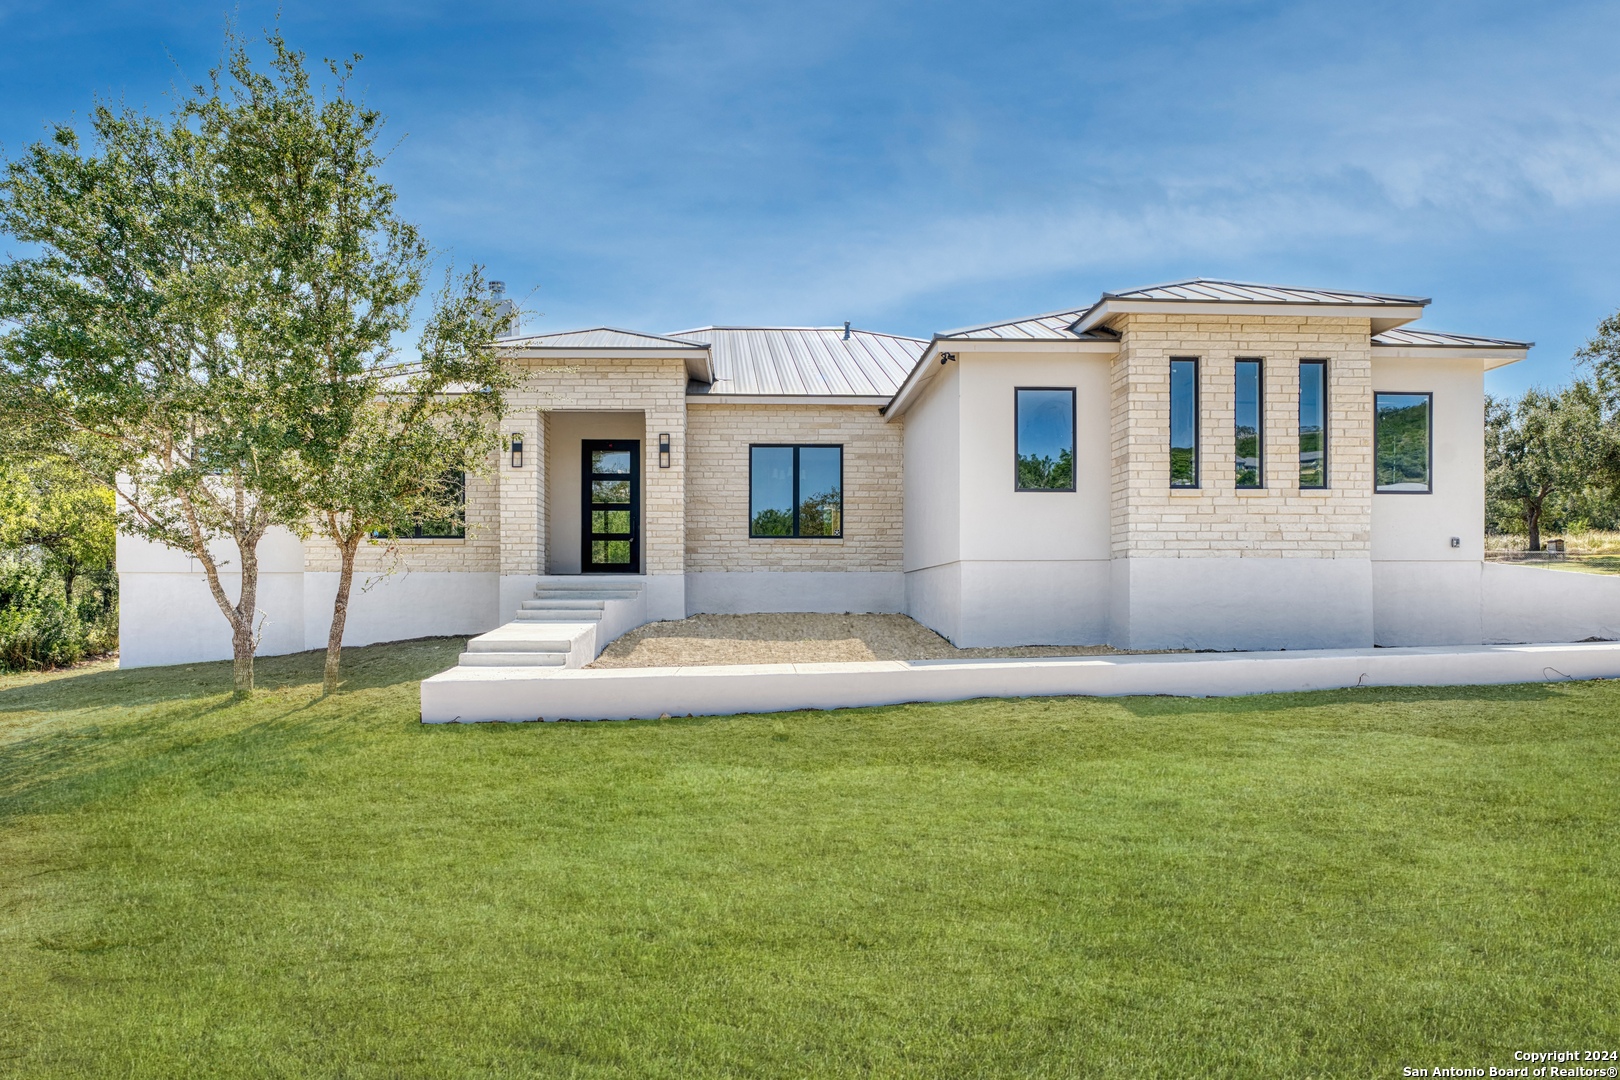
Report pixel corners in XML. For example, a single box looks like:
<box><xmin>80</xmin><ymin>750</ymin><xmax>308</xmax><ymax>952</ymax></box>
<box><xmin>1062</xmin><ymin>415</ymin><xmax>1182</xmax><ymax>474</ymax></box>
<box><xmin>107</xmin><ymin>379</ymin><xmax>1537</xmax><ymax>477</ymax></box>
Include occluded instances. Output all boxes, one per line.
<box><xmin>658</xmin><ymin>432</ymin><xmax>671</xmax><ymax>469</ymax></box>
<box><xmin>510</xmin><ymin>434</ymin><xmax>524</xmax><ymax>468</ymax></box>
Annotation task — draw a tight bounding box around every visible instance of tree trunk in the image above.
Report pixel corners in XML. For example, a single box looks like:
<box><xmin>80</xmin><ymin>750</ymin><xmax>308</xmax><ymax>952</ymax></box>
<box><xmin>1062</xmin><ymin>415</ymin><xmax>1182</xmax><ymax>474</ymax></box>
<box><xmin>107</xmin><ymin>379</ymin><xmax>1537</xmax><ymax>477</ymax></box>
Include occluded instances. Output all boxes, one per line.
<box><xmin>324</xmin><ymin>530</ymin><xmax>362</xmax><ymax>695</ymax></box>
<box><xmin>232</xmin><ymin>536</ymin><xmax>260</xmax><ymax>697</ymax></box>
<box><xmin>1527</xmin><ymin>501</ymin><xmax>1542</xmax><ymax>553</ymax></box>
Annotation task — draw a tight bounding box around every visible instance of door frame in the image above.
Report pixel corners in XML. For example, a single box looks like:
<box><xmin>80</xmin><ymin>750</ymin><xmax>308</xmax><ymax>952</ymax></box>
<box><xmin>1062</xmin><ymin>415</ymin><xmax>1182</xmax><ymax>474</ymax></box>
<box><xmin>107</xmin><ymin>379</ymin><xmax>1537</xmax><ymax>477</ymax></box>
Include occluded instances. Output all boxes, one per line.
<box><xmin>580</xmin><ymin>438</ymin><xmax>641</xmax><ymax>573</ymax></box>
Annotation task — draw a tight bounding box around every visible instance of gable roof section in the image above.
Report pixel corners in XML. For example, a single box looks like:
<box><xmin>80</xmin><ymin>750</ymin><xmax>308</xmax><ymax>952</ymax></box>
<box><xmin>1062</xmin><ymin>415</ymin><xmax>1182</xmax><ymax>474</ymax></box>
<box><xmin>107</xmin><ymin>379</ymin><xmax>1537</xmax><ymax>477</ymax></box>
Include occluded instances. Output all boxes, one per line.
<box><xmin>673</xmin><ymin>327</ymin><xmax>926</xmax><ymax>398</ymax></box>
<box><xmin>498</xmin><ymin>327</ymin><xmax>708</xmax><ymax>351</ymax></box>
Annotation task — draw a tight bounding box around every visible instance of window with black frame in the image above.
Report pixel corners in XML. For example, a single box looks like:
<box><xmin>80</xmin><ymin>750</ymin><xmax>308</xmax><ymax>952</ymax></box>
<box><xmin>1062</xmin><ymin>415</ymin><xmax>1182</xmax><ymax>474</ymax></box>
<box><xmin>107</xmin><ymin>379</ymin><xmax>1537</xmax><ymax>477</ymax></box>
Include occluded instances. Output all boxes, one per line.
<box><xmin>1235</xmin><ymin>359</ymin><xmax>1263</xmax><ymax>488</ymax></box>
<box><xmin>1170</xmin><ymin>357</ymin><xmax>1199</xmax><ymax>487</ymax></box>
<box><xmin>1374</xmin><ymin>392</ymin><xmax>1432</xmax><ymax>493</ymax></box>
<box><xmin>1014</xmin><ymin>388</ymin><xmax>1075</xmax><ymax>491</ymax></box>
<box><xmin>374</xmin><ymin>470</ymin><xmax>466</xmax><ymax>539</ymax></box>
<box><xmin>750</xmin><ymin>445</ymin><xmax>843</xmax><ymax>537</ymax></box>
<box><xmin>1299</xmin><ymin>360</ymin><xmax>1327</xmax><ymax>488</ymax></box>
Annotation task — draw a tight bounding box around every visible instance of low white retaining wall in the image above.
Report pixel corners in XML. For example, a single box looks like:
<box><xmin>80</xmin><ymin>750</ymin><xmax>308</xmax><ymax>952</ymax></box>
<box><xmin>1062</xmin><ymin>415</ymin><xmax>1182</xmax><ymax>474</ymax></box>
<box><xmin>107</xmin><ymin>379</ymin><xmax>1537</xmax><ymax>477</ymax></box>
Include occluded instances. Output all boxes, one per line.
<box><xmin>419</xmin><ymin>641</ymin><xmax>1620</xmax><ymax>723</ymax></box>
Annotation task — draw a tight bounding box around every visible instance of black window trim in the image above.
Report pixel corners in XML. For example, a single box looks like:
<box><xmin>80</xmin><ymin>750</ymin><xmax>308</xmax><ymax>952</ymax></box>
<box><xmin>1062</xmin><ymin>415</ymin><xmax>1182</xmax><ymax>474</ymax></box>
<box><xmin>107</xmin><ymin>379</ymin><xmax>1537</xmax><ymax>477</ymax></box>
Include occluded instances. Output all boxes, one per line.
<box><xmin>748</xmin><ymin>443</ymin><xmax>845</xmax><ymax>539</ymax></box>
<box><xmin>1299</xmin><ymin>358</ymin><xmax>1329</xmax><ymax>490</ymax></box>
<box><xmin>1170</xmin><ymin>355</ymin><xmax>1201</xmax><ymax>489</ymax></box>
<box><xmin>1013</xmin><ymin>386</ymin><xmax>1078</xmax><ymax>493</ymax></box>
<box><xmin>1235</xmin><ymin>357</ymin><xmax>1265</xmax><ymax>490</ymax></box>
<box><xmin>1373</xmin><ymin>390</ymin><xmax>1434</xmax><ymax>495</ymax></box>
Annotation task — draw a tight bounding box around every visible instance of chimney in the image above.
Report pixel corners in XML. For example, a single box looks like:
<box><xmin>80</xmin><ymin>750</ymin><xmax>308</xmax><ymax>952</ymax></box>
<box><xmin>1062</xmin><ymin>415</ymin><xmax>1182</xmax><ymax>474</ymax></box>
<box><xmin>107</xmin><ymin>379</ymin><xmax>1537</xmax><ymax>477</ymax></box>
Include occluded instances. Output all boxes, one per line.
<box><xmin>488</xmin><ymin>280</ymin><xmax>518</xmax><ymax>337</ymax></box>
<box><xmin>843</xmin><ymin>321</ymin><xmax>851</xmax><ymax>341</ymax></box>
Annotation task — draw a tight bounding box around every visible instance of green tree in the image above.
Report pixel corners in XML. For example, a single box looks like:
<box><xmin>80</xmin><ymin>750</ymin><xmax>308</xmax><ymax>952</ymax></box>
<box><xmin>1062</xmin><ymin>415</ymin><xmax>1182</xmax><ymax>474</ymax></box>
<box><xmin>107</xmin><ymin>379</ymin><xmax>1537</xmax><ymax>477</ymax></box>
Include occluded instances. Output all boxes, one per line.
<box><xmin>298</xmin><ymin>277</ymin><xmax>514</xmax><ymax>694</ymax></box>
<box><xmin>195</xmin><ymin>34</ymin><xmax>515</xmax><ymax>694</ymax></box>
<box><xmin>1486</xmin><ymin>384</ymin><xmax>1610</xmax><ymax>551</ymax></box>
<box><xmin>0</xmin><ymin>449</ymin><xmax>115</xmax><ymax>601</ymax></box>
<box><xmin>0</xmin><ymin>32</ymin><xmax>326</xmax><ymax>694</ymax></box>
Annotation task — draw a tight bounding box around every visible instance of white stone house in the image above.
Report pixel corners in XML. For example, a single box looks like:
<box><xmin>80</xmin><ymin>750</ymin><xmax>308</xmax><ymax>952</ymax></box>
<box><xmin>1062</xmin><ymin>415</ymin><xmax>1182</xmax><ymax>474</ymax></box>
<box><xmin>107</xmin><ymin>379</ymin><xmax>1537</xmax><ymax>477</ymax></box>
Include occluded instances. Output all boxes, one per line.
<box><xmin>121</xmin><ymin>278</ymin><xmax>1561</xmax><ymax>667</ymax></box>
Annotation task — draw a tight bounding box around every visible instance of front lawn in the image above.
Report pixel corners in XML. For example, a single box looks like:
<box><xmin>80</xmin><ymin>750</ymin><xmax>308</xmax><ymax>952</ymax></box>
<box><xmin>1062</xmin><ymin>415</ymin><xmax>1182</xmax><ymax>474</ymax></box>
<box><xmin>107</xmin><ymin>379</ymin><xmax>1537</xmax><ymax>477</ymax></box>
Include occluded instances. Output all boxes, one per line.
<box><xmin>1</xmin><ymin>641</ymin><xmax>1616</xmax><ymax>1077</ymax></box>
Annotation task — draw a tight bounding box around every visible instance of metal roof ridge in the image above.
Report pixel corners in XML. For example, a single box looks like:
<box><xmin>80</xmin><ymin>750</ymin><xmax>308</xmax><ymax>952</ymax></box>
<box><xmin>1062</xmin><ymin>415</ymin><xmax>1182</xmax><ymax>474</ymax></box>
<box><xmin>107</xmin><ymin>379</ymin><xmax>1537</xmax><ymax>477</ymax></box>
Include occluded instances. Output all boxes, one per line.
<box><xmin>502</xmin><ymin>326</ymin><xmax>709</xmax><ymax>347</ymax></box>
<box><xmin>1100</xmin><ymin>278</ymin><xmax>1433</xmax><ymax>305</ymax></box>
<box><xmin>668</xmin><ymin>325</ymin><xmax>926</xmax><ymax>340</ymax></box>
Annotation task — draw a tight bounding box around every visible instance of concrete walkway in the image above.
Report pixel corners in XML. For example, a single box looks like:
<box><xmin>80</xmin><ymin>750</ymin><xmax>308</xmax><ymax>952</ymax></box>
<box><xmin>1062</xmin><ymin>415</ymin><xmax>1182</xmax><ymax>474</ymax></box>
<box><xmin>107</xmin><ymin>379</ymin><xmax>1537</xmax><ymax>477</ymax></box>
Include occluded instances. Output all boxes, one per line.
<box><xmin>420</xmin><ymin>640</ymin><xmax>1620</xmax><ymax>723</ymax></box>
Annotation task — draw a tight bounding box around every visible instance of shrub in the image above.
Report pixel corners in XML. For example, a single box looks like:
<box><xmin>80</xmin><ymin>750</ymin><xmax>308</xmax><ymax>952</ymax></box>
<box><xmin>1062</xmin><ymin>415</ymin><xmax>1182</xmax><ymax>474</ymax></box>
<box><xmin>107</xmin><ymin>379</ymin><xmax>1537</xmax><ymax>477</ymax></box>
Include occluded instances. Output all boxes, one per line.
<box><xmin>0</xmin><ymin>555</ymin><xmax>117</xmax><ymax>671</ymax></box>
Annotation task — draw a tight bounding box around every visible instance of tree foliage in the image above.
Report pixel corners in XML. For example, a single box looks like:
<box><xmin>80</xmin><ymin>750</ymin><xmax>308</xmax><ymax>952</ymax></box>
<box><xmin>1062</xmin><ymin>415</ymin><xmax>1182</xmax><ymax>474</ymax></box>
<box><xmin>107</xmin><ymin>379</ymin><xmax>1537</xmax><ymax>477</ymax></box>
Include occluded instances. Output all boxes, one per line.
<box><xmin>0</xmin><ymin>28</ymin><xmax>513</xmax><ymax>692</ymax></box>
<box><xmin>1486</xmin><ymin>383</ymin><xmax>1615</xmax><ymax>549</ymax></box>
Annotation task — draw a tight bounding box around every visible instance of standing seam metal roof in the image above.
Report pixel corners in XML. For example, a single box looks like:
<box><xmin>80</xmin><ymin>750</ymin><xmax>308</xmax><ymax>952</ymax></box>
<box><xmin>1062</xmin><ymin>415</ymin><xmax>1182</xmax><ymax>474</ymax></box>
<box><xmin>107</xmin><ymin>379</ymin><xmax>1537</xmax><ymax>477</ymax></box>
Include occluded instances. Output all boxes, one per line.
<box><xmin>1372</xmin><ymin>327</ymin><xmax>1532</xmax><ymax>348</ymax></box>
<box><xmin>498</xmin><ymin>327</ymin><xmax>708</xmax><ymax>350</ymax></box>
<box><xmin>671</xmin><ymin>327</ymin><xmax>925</xmax><ymax>396</ymax></box>
<box><xmin>1100</xmin><ymin>279</ymin><xmax>1431</xmax><ymax>306</ymax></box>
<box><xmin>937</xmin><ymin>308</ymin><xmax>1095</xmax><ymax>340</ymax></box>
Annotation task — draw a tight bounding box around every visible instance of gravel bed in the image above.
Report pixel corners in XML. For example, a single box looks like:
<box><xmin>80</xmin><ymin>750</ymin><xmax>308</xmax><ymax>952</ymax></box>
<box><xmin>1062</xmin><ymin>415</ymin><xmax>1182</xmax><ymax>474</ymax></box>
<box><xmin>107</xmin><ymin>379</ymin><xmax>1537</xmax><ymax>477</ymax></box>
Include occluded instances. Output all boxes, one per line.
<box><xmin>589</xmin><ymin>612</ymin><xmax>1135</xmax><ymax>668</ymax></box>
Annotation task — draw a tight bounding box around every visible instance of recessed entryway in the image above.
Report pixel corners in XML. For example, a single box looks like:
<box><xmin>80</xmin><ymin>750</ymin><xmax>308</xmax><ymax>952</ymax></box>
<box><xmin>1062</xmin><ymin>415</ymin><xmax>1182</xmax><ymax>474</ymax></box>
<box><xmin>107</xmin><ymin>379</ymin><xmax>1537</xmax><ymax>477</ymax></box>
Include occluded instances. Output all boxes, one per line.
<box><xmin>544</xmin><ymin>410</ymin><xmax>646</xmax><ymax>574</ymax></box>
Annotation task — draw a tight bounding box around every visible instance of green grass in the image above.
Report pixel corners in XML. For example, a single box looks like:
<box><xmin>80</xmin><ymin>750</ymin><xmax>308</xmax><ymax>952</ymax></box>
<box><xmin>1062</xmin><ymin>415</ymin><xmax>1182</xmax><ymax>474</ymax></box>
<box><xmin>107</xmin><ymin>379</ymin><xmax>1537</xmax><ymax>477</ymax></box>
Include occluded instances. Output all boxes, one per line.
<box><xmin>2</xmin><ymin>641</ymin><xmax>1617</xmax><ymax>1078</ymax></box>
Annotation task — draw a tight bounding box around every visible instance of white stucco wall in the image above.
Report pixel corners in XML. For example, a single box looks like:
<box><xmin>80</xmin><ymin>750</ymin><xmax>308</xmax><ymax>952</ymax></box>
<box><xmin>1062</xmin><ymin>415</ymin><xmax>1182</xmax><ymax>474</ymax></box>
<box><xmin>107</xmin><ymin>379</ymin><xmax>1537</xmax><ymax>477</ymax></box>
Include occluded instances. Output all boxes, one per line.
<box><xmin>117</xmin><ymin>527</ymin><xmax>308</xmax><ymax>667</ymax></box>
<box><xmin>900</xmin><ymin>348</ymin><xmax>1115</xmax><ymax>646</ymax></box>
<box><xmin>1370</xmin><ymin>357</ymin><xmax>1486</xmax><ymax>562</ymax></box>
<box><xmin>1369</xmin><ymin>356</ymin><xmax>1487</xmax><ymax>644</ymax></box>
<box><xmin>685</xmin><ymin>571</ymin><xmax>903</xmax><ymax>614</ymax></box>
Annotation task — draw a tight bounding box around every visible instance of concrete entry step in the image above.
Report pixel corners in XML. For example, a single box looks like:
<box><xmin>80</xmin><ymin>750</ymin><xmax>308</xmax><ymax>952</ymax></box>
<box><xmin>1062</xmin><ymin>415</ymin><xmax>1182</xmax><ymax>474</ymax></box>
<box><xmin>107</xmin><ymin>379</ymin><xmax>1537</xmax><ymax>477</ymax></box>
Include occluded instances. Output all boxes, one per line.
<box><xmin>520</xmin><ymin>598</ymin><xmax>607</xmax><ymax>610</ymax></box>
<box><xmin>513</xmin><ymin>610</ymin><xmax>614</xmax><ymax>622</ymax></box>
<box><xmin>465</xmin><ymin>635</ymin><xmax>575</xmax><ymax>653</ymax></box>
<box><xmin>458</xmin><ymin>651</ymin><xmax>568</xmax><ymax>667</ymax></box>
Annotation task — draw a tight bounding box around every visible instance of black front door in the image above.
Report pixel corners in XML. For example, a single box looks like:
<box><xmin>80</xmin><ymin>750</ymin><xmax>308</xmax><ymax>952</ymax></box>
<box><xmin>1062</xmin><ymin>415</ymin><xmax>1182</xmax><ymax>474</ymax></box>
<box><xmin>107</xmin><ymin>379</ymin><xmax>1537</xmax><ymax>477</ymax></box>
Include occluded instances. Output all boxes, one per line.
<box><xmin>582</xmin><ymin>439</ymin><xmax>640</xmax><ymax>573</ymax></box>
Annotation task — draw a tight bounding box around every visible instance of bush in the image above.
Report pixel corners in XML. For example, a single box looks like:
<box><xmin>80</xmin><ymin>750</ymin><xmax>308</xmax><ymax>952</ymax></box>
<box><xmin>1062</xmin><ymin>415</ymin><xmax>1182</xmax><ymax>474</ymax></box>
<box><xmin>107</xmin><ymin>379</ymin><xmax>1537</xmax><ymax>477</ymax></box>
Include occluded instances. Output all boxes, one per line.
<box><xmin>0</xmin><ymin>555</ymin><xmax>117</xmax><ymax>672</ymax></box>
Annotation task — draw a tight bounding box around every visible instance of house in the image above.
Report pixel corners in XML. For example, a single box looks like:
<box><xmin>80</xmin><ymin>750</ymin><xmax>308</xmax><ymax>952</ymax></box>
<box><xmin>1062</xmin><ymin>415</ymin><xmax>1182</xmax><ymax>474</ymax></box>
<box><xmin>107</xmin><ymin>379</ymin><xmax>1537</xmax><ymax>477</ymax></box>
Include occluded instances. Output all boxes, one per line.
<box><xmin>119</xmin><ymin>278</ymin><xmax>1546</xmax><ymax>667</ymax></box>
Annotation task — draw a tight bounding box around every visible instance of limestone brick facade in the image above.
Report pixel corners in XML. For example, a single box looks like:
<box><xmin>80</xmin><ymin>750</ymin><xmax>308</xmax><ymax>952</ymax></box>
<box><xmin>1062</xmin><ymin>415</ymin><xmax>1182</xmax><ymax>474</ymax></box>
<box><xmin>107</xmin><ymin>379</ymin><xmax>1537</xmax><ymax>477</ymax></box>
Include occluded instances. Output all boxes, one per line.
<box><xmin>507</xmin><ymin>355</ymin><xmax>688</xmax><ymax>576</ymax></box>
<box><xmin>685</xmin><ymin>402</ymin><xmax>903</xmax><ymax>572</ymax></box>
<box><xmin>301</xmin><ymin>452</ymin><xmax>503</xmax><ymax>574</ymax></box>
<box><xmin>1109</xmin><ymin>314</ymin><xmax>1374</xmax><ymax>558</ymax></box>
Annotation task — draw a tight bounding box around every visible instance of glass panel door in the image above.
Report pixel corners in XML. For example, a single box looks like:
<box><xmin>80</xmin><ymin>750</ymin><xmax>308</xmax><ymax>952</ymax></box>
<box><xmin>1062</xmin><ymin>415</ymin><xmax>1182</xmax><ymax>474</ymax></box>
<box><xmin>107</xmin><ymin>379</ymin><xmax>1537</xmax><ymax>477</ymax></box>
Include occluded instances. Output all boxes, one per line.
<box><xmin>581</xmin><ymin>439</ymin><xmax>640</xmax><ymax>572</ymax></box>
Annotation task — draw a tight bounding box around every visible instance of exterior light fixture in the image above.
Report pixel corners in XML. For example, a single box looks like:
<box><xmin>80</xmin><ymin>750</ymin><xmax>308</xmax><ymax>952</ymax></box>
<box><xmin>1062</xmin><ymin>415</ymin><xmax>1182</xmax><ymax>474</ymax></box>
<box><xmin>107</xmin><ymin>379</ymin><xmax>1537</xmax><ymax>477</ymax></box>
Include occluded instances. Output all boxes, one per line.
<box><xmin>658</xmin><ymin>433</ymin><xmax>672</xmax><ymax>469</ymax></box>
<box><xmin>939</xmin><ymin>351</ymin><xmax>958</xmax><ymax>366</ymax></box>
<box><xmin>510</xmin><ymin>434</ymin><xmax>524</xmax><ymax>468</ymax></box>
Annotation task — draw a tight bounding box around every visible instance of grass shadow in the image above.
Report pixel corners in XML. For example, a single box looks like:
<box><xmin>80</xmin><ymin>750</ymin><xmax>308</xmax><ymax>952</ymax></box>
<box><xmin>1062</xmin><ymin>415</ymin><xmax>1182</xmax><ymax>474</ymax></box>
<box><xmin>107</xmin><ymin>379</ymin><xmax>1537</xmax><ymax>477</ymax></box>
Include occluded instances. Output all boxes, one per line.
<box><xmin>0</xmin><ymin>637</ymin><xmax>466</xmax><ymax>713</ymax></box>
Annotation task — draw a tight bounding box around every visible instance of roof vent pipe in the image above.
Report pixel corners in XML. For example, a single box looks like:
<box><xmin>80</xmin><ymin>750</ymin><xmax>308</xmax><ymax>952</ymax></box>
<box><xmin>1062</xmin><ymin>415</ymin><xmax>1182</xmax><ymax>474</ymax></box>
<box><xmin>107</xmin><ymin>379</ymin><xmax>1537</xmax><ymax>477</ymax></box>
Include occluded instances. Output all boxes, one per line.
<box><xmin>843</xmin><ymin>321</ymin><xmax>851</xmax><ymax>340</ymax></box>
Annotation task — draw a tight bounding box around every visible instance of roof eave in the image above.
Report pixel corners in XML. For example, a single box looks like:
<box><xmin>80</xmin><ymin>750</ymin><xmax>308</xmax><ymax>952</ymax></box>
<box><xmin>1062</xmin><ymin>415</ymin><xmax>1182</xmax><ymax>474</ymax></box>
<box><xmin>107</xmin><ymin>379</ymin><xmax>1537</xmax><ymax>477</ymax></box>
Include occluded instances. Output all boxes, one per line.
<box><xmin>1071</xmin><ymin>299</ymin><xmax>1429</xmax><ymax>335</ymax></box>
<box><xmin>1372</xmin><ymin>343</ymin><xmax>1530</xmax><ymax>370</ymax></box>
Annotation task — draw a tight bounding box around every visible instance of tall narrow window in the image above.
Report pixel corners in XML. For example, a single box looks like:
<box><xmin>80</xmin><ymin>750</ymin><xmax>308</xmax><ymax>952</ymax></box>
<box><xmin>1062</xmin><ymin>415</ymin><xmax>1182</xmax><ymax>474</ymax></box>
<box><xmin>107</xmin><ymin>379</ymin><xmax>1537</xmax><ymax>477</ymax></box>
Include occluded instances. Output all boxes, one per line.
<box><xmin>1014</xmin><ymin>388</ymin><xmax>1076</xmax><ymax>491</ymax></box>
<box><xmin>1374</xmin><ymin>392</ymin><xmax>1432</xmax><ymax>493</ymax></box>
<box><xmin>1299</xmin><ymin>360</ymin><xmax>1327</xmax><ymax>488</ymax></box>
<box><xmin>1235</xmin><ymin>359</ymin><xmax>1263</xmax><ymax>488</ymax></box>
<box><xmin>1169</xmin><ymin>357</ymin><xmax>1199</xmax><ymax>488</ymax></box>
<box><xmin>750</xmin><ymin>445</ymin><xmax>844</xmax><ymax>536</ymax></box>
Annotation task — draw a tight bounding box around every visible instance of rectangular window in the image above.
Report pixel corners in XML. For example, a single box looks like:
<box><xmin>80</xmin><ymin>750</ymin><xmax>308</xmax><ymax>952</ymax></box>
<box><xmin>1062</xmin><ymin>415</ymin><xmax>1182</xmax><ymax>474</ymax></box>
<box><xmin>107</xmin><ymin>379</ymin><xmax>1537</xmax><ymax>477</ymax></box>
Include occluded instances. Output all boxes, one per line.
<box><xmin>1374</xmin><ymin>392</ymin><xmax>1432</xmax><ymax>493</ymax></box>
<box><xmin>374</xmin><ymin>470</ymin><xmax>466</xmax><ymax>539</ymax></box>
<box><xmin>750</xmin><ymin>445</ymin><xmax>843</xmax><ymax>537</ymax></box>
<box><xmin>1299</xmin><ymin>360</ymin><xmax>1327</xmax><ymax>488</ymax></box>
<box><xmin>1014</xmin><ymin>388</ymin><xmax>1076</xmax><ymax>491</ymax></box>
<box><xmin>1170</xmin><ymin>357</ymin><xmax>1199</xmax><ymax>488</ymax></box>
<box><xmin>1235</xmin><ymin>358</ymin><xmax>1263</xmax><ymax>488</ymax></box>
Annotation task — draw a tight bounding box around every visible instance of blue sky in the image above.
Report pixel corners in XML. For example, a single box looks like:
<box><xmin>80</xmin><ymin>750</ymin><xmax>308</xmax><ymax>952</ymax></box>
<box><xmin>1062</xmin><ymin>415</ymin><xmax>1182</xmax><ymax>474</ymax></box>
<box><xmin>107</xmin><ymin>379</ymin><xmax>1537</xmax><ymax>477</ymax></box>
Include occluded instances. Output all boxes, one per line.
<box><xmin>3</xmin><ymin>0</ymin><xmax>1619</xmax><ymax>395</ymax></box>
